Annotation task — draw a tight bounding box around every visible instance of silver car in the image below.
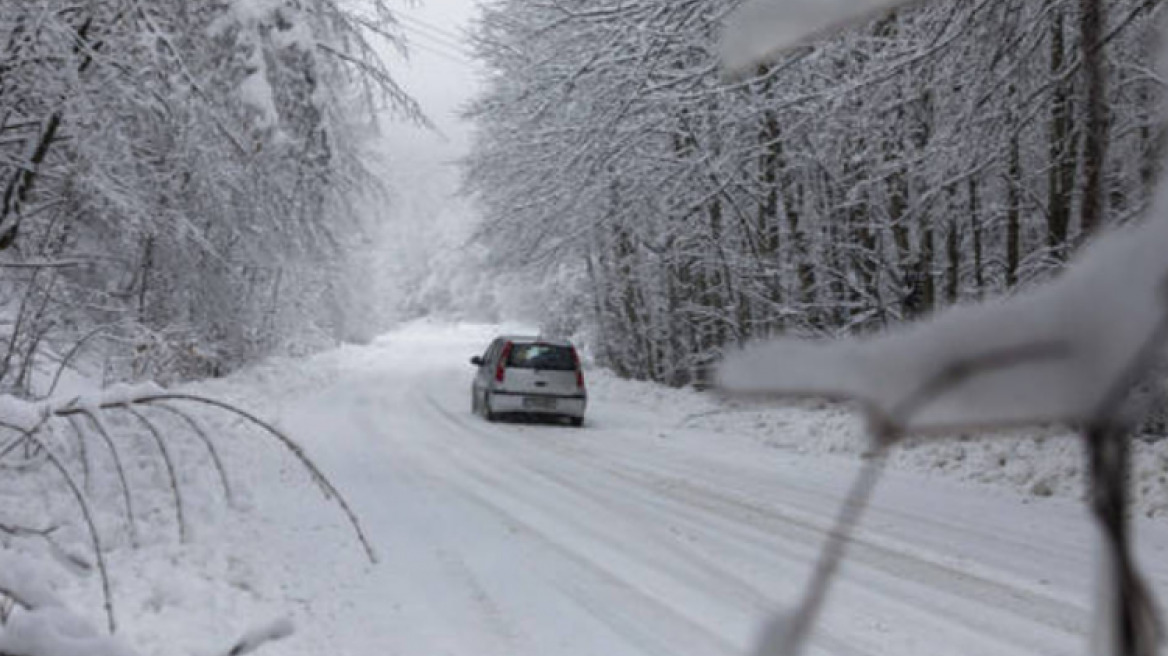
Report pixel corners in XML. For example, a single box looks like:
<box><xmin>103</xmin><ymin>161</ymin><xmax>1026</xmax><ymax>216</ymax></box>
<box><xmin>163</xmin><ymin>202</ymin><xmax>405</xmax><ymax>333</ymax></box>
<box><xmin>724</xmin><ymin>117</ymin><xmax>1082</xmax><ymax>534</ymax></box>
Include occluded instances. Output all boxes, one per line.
<box><xmin>470</xmin><ymin>336</ymin><xmax>587</xmax><ymax>426</ymax></box>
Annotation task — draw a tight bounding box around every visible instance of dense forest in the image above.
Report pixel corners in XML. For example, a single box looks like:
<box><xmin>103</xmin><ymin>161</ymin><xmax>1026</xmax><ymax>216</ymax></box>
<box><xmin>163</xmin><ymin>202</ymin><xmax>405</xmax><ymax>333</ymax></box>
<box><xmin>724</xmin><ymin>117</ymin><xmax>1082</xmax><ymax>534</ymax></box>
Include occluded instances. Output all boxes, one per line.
<box><xmin>0</xmin><ymin>0</ymin><xmax>418</xmax><ymax>391</ymax></box>
<box><xmin>465</xmin><ymin>0</ymin><xmax>1166</xmax><ymax>387</ymax></box>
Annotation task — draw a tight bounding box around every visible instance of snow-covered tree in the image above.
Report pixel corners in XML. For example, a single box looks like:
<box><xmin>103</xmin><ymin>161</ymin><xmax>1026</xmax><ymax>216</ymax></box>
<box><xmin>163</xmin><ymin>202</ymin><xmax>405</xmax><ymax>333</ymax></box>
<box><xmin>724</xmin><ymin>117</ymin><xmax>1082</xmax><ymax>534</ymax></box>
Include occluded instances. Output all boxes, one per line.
<box><xmin>0</xmin><ymin>0</ymin><xmax>423</xmax><ymax>390</ymax></box>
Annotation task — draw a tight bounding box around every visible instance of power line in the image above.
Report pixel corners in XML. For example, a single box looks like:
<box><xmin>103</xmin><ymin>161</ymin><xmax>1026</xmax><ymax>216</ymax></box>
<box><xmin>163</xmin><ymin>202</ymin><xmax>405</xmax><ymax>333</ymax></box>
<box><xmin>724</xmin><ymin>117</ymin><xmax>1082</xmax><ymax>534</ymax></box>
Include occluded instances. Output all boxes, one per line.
<box><xmin>398</xmin><ymin>21</ymin><xmax>470</xmax><ymax>59</ymax></box>
<box><xmin>396</xmin><ymin>23</ymin><xmax>471</xmax><ymax>64</ymax></box>
<box><xmin>398</xmin><ymin>13</ymin><xmax>468</xmax><ymax>45</ymax></box>
<box><xmin>404</xmin><ymin>28</ymin><xmax>469</xmax><ymax>58</ymax></box>
<box><xmin>402</xmin><ymin>32</ymin><xmax>469</xmax><ymax>65</ymax></box>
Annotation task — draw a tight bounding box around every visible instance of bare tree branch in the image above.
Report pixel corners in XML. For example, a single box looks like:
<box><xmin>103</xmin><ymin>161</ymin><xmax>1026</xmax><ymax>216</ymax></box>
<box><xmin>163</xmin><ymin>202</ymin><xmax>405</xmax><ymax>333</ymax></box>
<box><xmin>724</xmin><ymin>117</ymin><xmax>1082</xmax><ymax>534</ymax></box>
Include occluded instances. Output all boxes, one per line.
<box><xmin>123</xmin><ymin>406</ymin><xmax>187</xmax><ymax>544</ymax></box>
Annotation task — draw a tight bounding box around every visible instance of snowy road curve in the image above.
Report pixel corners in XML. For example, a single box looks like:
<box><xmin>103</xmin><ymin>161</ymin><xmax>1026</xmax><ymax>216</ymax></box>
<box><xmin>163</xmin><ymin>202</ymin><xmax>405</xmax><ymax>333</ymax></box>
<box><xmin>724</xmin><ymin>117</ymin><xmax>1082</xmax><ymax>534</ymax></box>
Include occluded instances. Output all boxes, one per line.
<box><xmin>242</xmin><ymin>323</ymin><xmax>1168</xmax><ymax>656</ymax></box>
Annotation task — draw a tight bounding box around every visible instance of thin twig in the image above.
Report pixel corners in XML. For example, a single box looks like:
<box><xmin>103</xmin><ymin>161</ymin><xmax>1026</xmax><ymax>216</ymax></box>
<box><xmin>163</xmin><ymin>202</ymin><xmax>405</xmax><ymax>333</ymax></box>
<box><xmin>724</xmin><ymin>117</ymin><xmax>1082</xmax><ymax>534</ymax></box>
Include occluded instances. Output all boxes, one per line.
<box><xmin>148</xmin><ymin>403</ymin><xmax>233</xmax><ymax>504</ymax></box>
<box><xmin>130</xmin><ymin>393</ymin><xmax>377</xmax><ymax>563</ymax></box>
<box><xmin>7</xmin><ymin>420</ymin><xmax>116</xmax><ymax>633</ymax></box>
<box><xmin>0</xmin><ymin>431</ymin><xmax>28</xmax><ymax>463</ymax></box>
<box><xmin>0</xmin><ymin>521</ymin><xmax>57</xmax><ymax>539</ymax></box>
<box><xmin>63</xmin><ymin>414</ymin><xmax>90</xmax><ymax>492</ymax></box>
<box><xmin>45</xmin><ymin>322</ymin><xmax>125</xmax><ymax>399</ymax></box>
<box><xmin>0</xmin><ymin>520</ymin><xmax>88</xmax><ymax>573</ymax></box>
<box><xmin>77</xmin><ymin>409</ymin><xmax>138</xmax><ymax>545</ymax></box>
<box><xmin>123</xmin><ymin>406</ymin><xmax>187</xmax><ymax>544</ymax></box>
<box><xmin>0</xmin><ymin>259</ymin><xmax>86</xmax><ymax>269</ymax></box>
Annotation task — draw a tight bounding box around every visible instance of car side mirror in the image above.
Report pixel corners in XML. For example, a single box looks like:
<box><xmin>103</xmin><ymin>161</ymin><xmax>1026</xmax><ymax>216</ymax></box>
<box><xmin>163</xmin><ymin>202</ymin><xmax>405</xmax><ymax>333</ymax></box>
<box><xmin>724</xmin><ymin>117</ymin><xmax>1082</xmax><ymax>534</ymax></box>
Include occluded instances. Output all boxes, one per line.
<box><xmin>471</xmin><ymin>356</ymin><xmax>484</xmax><ymax>367</ymax></box>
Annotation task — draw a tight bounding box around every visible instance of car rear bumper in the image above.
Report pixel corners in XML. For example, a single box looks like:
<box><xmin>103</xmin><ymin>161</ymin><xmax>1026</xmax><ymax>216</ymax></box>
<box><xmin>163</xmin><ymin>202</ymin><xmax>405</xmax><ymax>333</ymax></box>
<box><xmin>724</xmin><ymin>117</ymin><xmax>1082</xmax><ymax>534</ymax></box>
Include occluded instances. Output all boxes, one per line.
<box><xmin>488</xmin><ymin>391</ymin><xmax>586</xmax><ymax>418</ymax></box>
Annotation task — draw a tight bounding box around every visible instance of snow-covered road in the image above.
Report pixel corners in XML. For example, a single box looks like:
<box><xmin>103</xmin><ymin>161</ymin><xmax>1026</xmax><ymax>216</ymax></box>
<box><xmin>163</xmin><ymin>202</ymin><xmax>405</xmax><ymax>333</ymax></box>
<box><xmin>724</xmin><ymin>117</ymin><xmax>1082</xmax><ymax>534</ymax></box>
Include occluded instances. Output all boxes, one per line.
<box><xmin>181</xmin><ymin>322</ymin><xmax>1168</xmax><ymax>656</ymax></box>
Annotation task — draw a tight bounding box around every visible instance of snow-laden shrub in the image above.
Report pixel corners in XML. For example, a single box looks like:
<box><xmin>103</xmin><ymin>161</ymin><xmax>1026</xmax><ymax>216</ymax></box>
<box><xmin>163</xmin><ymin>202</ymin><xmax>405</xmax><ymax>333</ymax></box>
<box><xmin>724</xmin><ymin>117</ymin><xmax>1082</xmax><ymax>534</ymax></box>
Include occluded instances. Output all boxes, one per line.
<box><xmin>0</xmin><ymin>385</ymin><xmax>373</xmax><ymax>655</ymax></box>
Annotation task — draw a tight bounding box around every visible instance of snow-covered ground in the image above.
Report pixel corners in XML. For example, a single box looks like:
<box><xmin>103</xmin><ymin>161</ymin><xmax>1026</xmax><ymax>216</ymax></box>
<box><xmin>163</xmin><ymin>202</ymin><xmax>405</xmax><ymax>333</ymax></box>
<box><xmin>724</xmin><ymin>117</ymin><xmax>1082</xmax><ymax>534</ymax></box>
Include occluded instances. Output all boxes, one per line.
<box><xmin>7</xmin><ymin>320</ymin><xmax>1168</xmax><ymax>656</ymax></box>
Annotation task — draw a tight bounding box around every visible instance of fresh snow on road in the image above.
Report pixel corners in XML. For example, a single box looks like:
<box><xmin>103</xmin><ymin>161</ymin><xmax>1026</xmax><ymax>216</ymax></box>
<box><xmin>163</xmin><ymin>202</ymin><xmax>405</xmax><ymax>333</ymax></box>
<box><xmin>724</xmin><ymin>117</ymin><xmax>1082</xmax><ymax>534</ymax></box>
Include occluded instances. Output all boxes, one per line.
<box><xmin>58</xmin><ymin>321</ymin><xmax>1168</xmax><ymax>656</ymax></box>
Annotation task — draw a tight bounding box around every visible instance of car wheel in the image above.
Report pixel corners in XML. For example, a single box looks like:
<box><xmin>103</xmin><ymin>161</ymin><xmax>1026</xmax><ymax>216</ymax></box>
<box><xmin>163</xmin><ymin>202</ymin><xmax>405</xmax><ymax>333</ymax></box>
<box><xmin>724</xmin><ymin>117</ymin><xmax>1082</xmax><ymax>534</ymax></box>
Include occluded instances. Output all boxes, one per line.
<box><xmin>569</xmin><ymin>416</ymin><xmax>583</xmax><ymax>427</ymax></box>
<box><xmin>484</xmin><ymin>393</ymin><xmax>498</xmax><ymax>422</ymax></box>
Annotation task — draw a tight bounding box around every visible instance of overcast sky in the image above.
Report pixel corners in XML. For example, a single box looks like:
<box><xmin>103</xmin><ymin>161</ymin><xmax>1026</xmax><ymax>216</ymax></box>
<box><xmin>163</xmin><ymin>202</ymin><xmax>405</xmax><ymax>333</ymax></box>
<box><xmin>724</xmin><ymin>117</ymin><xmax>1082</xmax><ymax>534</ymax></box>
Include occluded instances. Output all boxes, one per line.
<box><xmin>383</xmin><ymin>0</ymin><xmax>482</xmax><ymax>163</ymax></box>
<box><xmin>365</xmin><ymin>0</ymin><xmax>487</xmax><ymax>322</ymax></box>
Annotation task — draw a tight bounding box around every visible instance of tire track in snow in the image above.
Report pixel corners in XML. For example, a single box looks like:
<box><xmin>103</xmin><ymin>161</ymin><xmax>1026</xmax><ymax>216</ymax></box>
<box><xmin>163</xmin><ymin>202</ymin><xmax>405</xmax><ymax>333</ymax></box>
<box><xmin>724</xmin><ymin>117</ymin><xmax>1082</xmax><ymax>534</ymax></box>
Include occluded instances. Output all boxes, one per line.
<box><xmin>416</xmin><ymin>387</ymin><xmax>880</xmax><ymax>656</ymax></box>
<box><xmin>407</xmin><ymin>389</ymin><xmax>753</xmax><ymax>656</ymax></box>
<box><xmin>415</xmin><ymin>379</ymin><xmax>1086</xmax><ymax>656</ymax></box>
<box><xmin>556</xmin><ymin>457</ymin><xmax>1084</xmax><ymax>654</ymax></box>
<box><xmin>564</xmin><ymin>446</ymin><xmax>1085</xmax><ymax>626</ymax></box>
<box><xmin>338</xmin><ymin>383</ymin><xmax>536</xmax><ymax>656</ymax></box>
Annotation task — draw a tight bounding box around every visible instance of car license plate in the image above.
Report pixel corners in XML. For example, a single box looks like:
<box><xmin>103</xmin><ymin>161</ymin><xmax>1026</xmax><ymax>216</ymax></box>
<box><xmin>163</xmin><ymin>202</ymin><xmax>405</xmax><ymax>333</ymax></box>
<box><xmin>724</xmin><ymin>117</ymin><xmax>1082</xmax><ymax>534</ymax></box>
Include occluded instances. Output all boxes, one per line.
<box><xmin>523</xmin><ymin>396</ymin><xmax>556</xmax><ymax>410</ymax></box>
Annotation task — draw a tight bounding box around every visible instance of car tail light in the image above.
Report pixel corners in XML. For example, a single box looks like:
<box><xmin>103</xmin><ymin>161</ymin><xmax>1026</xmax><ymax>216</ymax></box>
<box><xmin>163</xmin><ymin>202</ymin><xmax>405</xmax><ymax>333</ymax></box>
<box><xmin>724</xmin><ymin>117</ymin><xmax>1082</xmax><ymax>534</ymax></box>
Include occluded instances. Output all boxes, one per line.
<box><xmin>571</xmin><ymin>348</ymin><xmax>585</xmax><ymax>389</ymax></box>
<box><xmin>496</xmin><ymin>341</ymin><xmax>512</xmax><ymax>383</ymax></box>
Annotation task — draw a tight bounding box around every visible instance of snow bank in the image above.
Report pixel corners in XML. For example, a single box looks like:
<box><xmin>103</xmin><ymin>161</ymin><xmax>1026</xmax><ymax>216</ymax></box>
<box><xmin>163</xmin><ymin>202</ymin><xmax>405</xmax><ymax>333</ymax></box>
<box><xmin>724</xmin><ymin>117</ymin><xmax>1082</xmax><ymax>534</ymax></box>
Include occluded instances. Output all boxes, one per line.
<box><xmin>588</xmin><ymin>370</ymin><xmax>1168</xmax><ymax>519</ymax></box>
<box><xmin>0</xmin><ymin>607</ymin><xmax>137</xmax><ymax>656</ymax></box>
<box><xmin>0</xmin><ymin>555</ymin><xmax>61</xmax><ymax>609</ymax></box>
<box><xmin>0</xmin><ymin>556</ymin><xmax>137</xmax><ymax>656</ymax></box>
<box><xmin>0</xmin><ymin>358</ymin><xmax>331</xmax><ymax>656</ymax></box>
<box><xmin>0</xmin><ymin>395</ymin><xmax>44</xmax><ymax>432</ymax></box>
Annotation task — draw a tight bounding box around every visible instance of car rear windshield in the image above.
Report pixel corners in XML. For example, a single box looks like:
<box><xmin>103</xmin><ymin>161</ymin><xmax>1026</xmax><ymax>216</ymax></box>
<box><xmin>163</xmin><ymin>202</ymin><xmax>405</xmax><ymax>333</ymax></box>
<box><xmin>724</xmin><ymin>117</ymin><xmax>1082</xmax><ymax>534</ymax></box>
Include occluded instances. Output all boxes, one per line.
<box><xmin>506</xmin><ymin>343</ymin><xmax>576</xmax><ymax>371</ymax></box>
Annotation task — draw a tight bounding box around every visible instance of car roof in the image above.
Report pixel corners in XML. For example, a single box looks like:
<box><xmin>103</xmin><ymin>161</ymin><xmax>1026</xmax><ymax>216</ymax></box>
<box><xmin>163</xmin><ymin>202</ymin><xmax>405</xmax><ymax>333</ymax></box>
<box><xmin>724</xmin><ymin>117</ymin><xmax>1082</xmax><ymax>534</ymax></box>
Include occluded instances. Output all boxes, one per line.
<box><xmin>496</xmin><ymin>335</ymin><xmax>575</xmax><ymax>347</ymax></box>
